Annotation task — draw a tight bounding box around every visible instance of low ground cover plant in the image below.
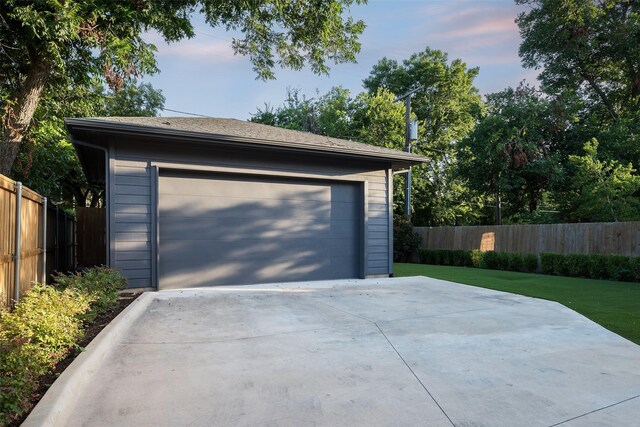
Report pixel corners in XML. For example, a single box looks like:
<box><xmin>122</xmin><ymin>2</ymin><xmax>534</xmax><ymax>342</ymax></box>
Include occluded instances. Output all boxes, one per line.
<box><xmin>0</xmin><ymin>267</ymin><xmax>127</xmax><ymax>425</ymax></box>
<box><xmin>418</xmin><ymin>248</ymin><xmax>639</xmax><ymax>282</ymax></box>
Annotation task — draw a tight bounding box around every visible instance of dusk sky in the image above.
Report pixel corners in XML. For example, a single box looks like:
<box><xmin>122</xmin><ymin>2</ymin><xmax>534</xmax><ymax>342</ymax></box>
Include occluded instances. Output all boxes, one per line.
<box><xmin>143</xmin><ymin>0</ymin><xmax>538</xmax><ymax>120</ymax></box>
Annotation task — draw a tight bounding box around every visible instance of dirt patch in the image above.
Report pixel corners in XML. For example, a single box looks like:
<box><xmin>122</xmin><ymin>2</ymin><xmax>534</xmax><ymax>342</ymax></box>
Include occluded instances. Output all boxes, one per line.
<box><xmin>9</xmin><ymin>292</ymin><xmax>141</xmax><ymax>427</ymax></box>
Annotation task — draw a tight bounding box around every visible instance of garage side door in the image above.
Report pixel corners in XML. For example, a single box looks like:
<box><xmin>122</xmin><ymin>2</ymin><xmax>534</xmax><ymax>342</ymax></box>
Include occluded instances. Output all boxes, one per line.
<box><xmin>158</xmin><ymin>172</ymin><xmax>361</xmax><ymax>289</ymax></box>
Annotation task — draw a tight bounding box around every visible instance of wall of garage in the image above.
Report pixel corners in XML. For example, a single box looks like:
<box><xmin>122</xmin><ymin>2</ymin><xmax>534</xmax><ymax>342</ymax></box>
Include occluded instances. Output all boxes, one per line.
<box><xmin>109</xmin><ymin>137</ymin><xmax>391</xmax><ymax>288</ymax></box>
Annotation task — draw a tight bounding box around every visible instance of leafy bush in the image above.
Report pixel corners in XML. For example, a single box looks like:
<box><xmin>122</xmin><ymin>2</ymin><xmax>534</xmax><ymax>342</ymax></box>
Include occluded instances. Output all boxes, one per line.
<box><xmin>393</xmin><ymin>215</ymin><xmax>422</xmax><ymax>262</ymax></box>
<box><xmin>55</xmin><ymin>267</ymin><xmax>127</xmax><ymax>322</ymax></box>
<box><xmin>0</xmin><ymin>266</ymin><xmax>127</xmax><ymax>424</ymax></box>
<box><xmin>631</xmin><ymin>257</ymin><xmax>640</xmax><ymax>282</ymax></box>
<box><xmin>523</xmin><ymin>254</ymin><xmax>539</xmax><ymax>273</ymax></box>
<box><xmin>480</xmin><ymin>251</ymin><xmax>499</xmax><ymax>270</ymax></box>
<box><xmin>541</xmin><ymin>253</ymin><xmax>559</xmax><ymax>275</ymax></box>
<box><xmin>566</xmin><ymin>254</ymin><xmax>591</xmax><ymax>277</ymax></box>
<box><xmin>0</xmin><ymin>285</ymin><xmax>92</xmax><ymax>424</ymax></box>
<box><xmin>507</xmin><ymin>252</ymin><xmax>524</xmax><ymax>272</ymax></box>
<box><xmin>587</xmin><ymin>254</ymin><xmax>609</xmax><ymax>280</ymax></box>
<box><xmin>540</xmin><ymin>252</ymin><xmax>640</xmax><ymax>282</ymax></box>
<box><xmin>471</xmin><ymin>250</ymin><xmax>483</xmax><ymax>268</ymax></box>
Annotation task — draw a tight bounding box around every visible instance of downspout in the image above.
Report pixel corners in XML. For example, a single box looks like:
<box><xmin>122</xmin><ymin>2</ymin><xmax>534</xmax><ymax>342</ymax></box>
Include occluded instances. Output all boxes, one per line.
<box><xmin>68</xmin><ymin>136</ymin><xmax>110</xmax><ymax>266</ymax></box>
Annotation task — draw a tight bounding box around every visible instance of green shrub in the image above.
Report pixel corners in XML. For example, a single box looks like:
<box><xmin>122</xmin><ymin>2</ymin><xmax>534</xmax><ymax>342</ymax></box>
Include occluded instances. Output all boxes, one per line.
<box><xmin>630</xmin><ymin>257</ymin><xmax>640</xmax><ymax>282</ymax></box>
<box><xmin>55</xmin><ymin>267</ymin><xmax>127</xmax><ymax>322</ymax></box>
<box><xmin>523</xmin><ymin>254</ymin><xmax>539</xmax><ymax>273</ymax></box>
<box><xmin>452</xmin><ymin>249</ymin><xmax>472</xmax><ymax>267</ymax></box>
<box><xmin>0</xmin><ymin>285</ymin><xmax>92</xmax><ymax>424</ymax></box>
<box><xmin>493</xmin><ymin>252</ymin><xmax>509</xmax><ymax>271</ymax></box>
<box><xmin>393</xmin><ymin>215</ymin><xmax>422</xmax><ymax>262</ymax></box>
<box><xmin>566</xmin><ymin>254</ymin><xmax>591</xmax><ymax>277</ymax></box>
<box><xmin>480</xmin><ymin>251</ymin><xmax>498</xmax><ymax>270</ymax></box>
<box><xmin>541</xmin><ymin>253</ymin><xmax>559</xmax><ymax>275</ymax></box>
<box><xmin>507</xmin><ymin>252</ymin><xmax>524</xmax><ymax>272</ymax></box>
<box><xmin>471</xmin><ymin>250</ymin><xmax>483</xmax><ymax>268</ymax></box>
<box><xmin>587</xmin><ymin>254</ymin><xmax>609</xmax><ymax>280</ymax></box>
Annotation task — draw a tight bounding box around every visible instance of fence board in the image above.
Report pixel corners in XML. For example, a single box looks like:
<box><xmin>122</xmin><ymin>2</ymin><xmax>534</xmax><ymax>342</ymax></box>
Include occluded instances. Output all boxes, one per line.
<box><xmin>415</xmin><ymin>222</ymin><xmax>640</xmax><ymax>256</ymax></box>
<box><xmin>1</xmin><ymin>174</ymin><xmax>76</xmax><ymax>308</ymax></box>
<box><xmin>77</xmin><ymin>208</ymin><xmax>106</xmax><ymax>267</ymax></box>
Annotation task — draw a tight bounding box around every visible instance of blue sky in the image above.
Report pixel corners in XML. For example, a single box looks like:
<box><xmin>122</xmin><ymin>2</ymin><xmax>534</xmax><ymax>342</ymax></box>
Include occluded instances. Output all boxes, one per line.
<box><xmin>143</xmin><ymin>0</ymin><xmax>538</xmax><ymax>120</ymax></box>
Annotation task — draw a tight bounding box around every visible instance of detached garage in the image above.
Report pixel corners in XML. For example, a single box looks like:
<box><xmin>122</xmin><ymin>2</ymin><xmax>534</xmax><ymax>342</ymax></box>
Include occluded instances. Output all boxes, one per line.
<box><xmin>66</xmin><ymin>117</ymin><xmax>426</xmax><ymax>289</ymax></box>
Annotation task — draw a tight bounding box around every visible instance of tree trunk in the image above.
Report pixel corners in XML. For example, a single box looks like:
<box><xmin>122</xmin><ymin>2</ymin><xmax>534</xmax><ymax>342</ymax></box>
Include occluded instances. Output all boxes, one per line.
<box><xmin>0</xmin><ymin>55</ymin><xmax>52</xmax><ymax>175</ymax></box>
<box><xmin>495</xmin><ymin>189</ymin><xmax>502</xmax><ymax>225</ymax></box>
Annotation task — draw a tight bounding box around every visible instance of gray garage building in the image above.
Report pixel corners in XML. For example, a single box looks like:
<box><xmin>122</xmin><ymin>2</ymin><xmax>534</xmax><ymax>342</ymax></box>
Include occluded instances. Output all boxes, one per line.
<box><xmin>65</xmin><ymin>117</ymin><xmax>426</xmax><ymax>289</ymax></box>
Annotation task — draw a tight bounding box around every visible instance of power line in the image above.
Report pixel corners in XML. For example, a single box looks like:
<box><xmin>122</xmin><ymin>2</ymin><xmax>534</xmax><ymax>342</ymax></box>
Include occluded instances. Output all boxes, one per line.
<box><xmin>160</xmin><ymin>107</ymin><xmax>211</xmax><ymax>118</ymax></box>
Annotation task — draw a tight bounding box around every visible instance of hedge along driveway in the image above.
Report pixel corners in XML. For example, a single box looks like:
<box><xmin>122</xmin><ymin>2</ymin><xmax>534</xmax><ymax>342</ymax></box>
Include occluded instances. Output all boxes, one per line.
<box><xmin>394</xmin><ymin>263</ymin><xmax>640</xmax><ymax>345</ymax></box>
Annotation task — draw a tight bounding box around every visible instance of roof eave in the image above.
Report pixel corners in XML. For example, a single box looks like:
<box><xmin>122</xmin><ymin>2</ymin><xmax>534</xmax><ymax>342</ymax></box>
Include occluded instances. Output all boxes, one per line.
<box><xmin>64</xmin><ymin>118</ymin><xmax>428</xmax><ymax>168</ymax></box>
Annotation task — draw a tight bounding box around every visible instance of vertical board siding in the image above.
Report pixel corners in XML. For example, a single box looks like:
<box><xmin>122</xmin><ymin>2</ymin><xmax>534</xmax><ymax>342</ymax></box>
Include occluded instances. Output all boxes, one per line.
<box><xmin>415</xmin><ymin>222</ymin><xmax>640</xmax><ymax>256</ymax></box>
<box><xmin>113</xmin><ymin>142</ymin><xmax>391</xmax><ymax>287</ymax></box>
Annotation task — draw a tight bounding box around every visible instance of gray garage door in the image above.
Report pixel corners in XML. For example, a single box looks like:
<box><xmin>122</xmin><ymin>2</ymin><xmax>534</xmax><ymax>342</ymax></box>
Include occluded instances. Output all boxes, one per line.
<box><xmin>158</xmin><ymin>171</ymin><xmax>361</xmax><ymax>289</ymax></box>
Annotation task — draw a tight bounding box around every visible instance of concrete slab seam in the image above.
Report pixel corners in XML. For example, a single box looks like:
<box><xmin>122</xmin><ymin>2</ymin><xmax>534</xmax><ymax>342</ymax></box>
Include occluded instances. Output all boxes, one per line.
<box><xmin>548</xmin><ymin>394</ymin><xmax>640</xmax><ymax>427</ymax></box>
<box><xmin>374</xmin><ymin>323</ymin><xmax>455</xmax><ymax>426</ymax></box>
<box><xmin>21</xmin><ymin>292</ymin><xmax>157</xmax><ymax>427</ymax></box>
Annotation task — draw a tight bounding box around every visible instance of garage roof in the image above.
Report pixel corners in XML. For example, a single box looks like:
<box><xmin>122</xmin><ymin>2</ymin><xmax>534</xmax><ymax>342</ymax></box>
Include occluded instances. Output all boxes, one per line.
<box><xmin>66</xmin><ymin>117</ymin><xmax>428</xmax><ymax>184</ymax></box>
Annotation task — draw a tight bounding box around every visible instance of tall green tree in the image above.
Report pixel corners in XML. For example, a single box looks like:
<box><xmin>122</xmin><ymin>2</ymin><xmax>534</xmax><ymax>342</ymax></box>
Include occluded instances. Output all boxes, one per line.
<box><xmin>0</xmin><ymin>0</ymin><xmax>366</xmax><ymax>175</ymax></box>
<box><xmin>517</xmin><ymin>0</ymin><xmax>640</xmax><ymax>221</ymax></box>
<box><xmin>363</xmin><ymin>48</ymin><xmax>485</xmax><ymax>225</ymax></box>
<box><xmin>458</xmin><ymin>84</ymin><xmax>563</xmax><ymax>224</ymax></box>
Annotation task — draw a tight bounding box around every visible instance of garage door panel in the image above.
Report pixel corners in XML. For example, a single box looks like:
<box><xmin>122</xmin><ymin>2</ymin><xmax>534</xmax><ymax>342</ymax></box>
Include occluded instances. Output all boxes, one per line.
<box><xmin>159</xmin><ymin>173</ymin><xmax>361</xmax><ymax>288</ymax></box>
<box><xmin>160</xmin><ymin>218</ymin><xmax>332</xmax><ymax>241</ymax></box>
<box><xmin>160</xmin><ymin>195</ymin><xmax>331</xmax><ymax>220</ymax></box>
<box><xmin>160</xmin><ymin>236</ymin><xmax>344</xmax><ymax>258</ymax></box>
<box><xmin>161</xmin><ymin>174</ymin><xmax>332</xmax><ymax>201</ymax></box>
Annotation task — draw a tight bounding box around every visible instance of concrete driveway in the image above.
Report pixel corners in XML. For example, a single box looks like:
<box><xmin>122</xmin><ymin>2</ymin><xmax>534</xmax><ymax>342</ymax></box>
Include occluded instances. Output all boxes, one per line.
<box><xmin>26</xmin><ymin>277</ymin><xmax>640</xmax><ymax>426</ymax></box>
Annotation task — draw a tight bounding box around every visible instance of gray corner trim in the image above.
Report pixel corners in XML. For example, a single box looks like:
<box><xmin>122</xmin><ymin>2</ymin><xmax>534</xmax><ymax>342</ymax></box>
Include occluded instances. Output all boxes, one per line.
<box><xmin>150</xmin><ymin>161</ymin><xmax>369</xmax><ymax>182</ymax></box>
<box><xmin>387</xmin><ymin>169</ymin><xmax>394</xmax><ymax>276</ymax></box>
<box><xmin>108</xmin><ymin>140</ymin><xmax>116</xmax><ymax>267</ymax></box>
<box><xmin>150</xmin><ymin>165</ymin><xmax>159</xmax><ymax>289</ymax></box>
<box><xmin>361</xmin><ymin>181</ymin><xmax>369</xmax><ymax>279</ymax></box>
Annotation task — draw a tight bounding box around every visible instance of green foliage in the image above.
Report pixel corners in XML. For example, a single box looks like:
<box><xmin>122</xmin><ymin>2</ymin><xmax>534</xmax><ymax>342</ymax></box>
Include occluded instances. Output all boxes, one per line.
<box><xmin>541</xmin><ymin>252</ymin><xmax>640</xmax><ymax>282</ymax></box>
<box><xmin>393</xmin><ymin>215</ymin><xmax>421</xmax><ymax>262</ymax></box>
<box><xmin>1</xmin><ymin>0</ymin><xmax>366</xmax><ymax>177</ymax></box>
<box><xmin>565</xmin><ymin>139</ymin><xmax>640</xmax><ymax>222</ymax></box>
<box><xmin>363</xmin><ymin>48</ymin><xmax>485</xmax><ymax>226</ymax></box>
<box><xmin>0</xmin><ymin>267</ymin><xmax>127</xmax><ymax>423</ymax></box>
<box><xmin>420</xmin><ymin>249</ymin><xmax>538</xmax><ymax>274</ymax></box>
<box><xmin>523</xmin><ymin>253</ymin><xmax>539</xmax><ymax>272</ymax></box>
<box><xmin>458</xmin><ymin>84</ymin><xmax>563</xmax><ymax>223</ymax></box>
<box><xmin>516</xmin><ymin>0</ymin><xmax>640</xmax><ymax>223</ymax></box>
<box><xmin>54</xmin><ymin>267</ymin><xmax>127</xmax><ymax>322</ymax></box>
<box><xmin>0</xmin><ymin>285</ymin><xmax>92</xmax><ymax>424</ymax></box>
<box><xmin>471</xmin><ymin>250</ymin><xmax>483</xmax><ymax>268</ymax></box>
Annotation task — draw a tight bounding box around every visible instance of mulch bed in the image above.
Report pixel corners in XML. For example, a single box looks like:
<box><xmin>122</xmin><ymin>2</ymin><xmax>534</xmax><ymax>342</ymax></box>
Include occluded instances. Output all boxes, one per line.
<box><xmin>9</xmin><ymin>292</ymin><xmax>142</xmax><ymax>427</ymax></box>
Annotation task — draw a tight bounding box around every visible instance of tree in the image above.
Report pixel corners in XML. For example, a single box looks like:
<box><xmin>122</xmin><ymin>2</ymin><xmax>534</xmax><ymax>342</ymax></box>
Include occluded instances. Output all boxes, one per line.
<box><xmin>458</xmin><ymin>84</ymin><xmax>563</xmax><ymax>224</ymax></box>
<box><xmin>516</xmin><ymin>0</ymin><xmax>640</xmax><ymax>221</ymax></box>
<box><xmin>564</xmin><ymin>139</ymin><xmax>640</xmax><ymax>222</ymax></box>
<box><xmin>516</xmin><ymin>0</ymin><xmax>640</xmax><ymax>120</ymax></box>
<box><xmin>12</xmin><ymin>81</ymin><xmax>165</xmax><ymax>208</ymax></box>
<box><xmin>363</xmin><ymin>48</ymin><xmax>485</xmax><ymax>225</ymax></box>
<box><xmin>0</xmin><ymin>0</ymin><xmax>366</xmax><ymax>175</ymax></box>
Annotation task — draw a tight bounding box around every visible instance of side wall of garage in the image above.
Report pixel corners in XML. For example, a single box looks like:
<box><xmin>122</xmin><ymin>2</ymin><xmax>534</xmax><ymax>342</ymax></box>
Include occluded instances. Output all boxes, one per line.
<box><xmin>108</xmin><ymin>137</ymin><xmax>391</xmax><ymax>288</ymax></box>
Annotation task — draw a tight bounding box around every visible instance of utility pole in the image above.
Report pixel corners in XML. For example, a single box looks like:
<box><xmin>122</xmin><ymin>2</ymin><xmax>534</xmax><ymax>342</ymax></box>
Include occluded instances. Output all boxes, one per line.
<box><xmin>395</xmin><ymin>85</ymin><xmax>422</xmax><ymax>217</ymax></box>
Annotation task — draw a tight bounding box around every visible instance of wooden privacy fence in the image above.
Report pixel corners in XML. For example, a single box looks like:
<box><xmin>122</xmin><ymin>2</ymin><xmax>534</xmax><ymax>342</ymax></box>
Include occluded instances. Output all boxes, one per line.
<box><xmin>1</xmin><ymin>174</ymin><xmax>76</xmax><ymax>308</ymax></box>
<box><xmin>415</xmin><ymin>222</ymin><xmax>640</xmax><ymax>257</ymax></box>
<box><xmin>76</xmin><ymin>207</ymin><xmax>105</xmax><ymax>267</ymax></box>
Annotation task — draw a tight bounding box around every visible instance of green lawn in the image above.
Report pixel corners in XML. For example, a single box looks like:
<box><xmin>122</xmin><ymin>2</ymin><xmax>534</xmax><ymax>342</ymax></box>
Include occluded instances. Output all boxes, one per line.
<box><xmin>394</xmin><ymin>263</ymin><xmax>640</xmax><ymax>345</ymax></box>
